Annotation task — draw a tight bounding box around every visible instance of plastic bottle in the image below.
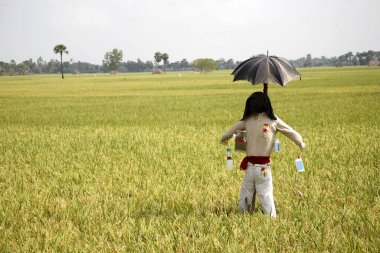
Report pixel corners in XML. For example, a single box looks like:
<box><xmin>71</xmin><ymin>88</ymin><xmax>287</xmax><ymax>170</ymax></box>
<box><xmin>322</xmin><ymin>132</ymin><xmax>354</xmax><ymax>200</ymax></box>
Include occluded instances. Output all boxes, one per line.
<box><xmin>226</xmin><ymin>148</ymin><xmax>233</xmax><ymax>170</ymax></box>
<box><xmin>274</xmin><ymin>139</ymin><xmax>280</xmax><ymax>153</ymax></box>
<box><xmin>295</xmin><ymin>155</ymin><xmax>305</xmax><ymax>172</ymax></box>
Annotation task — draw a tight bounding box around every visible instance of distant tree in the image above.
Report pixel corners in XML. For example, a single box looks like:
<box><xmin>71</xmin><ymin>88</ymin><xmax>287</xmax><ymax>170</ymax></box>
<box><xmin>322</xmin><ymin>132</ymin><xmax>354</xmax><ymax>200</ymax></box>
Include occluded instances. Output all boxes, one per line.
<box><xmin>154</xmin><ymin>52</ymin><xmax>162</xmax><ymax>68</ymax></box>
<box><xmin>36</xmin><ymin>57</ymin><xmax>45</xmax><ymax>73</ymax></box>
<box><xmin>352</xmin><ymin>55</ymin><xmax>358</xmax><ymax>66</ymax></box>
<box><xmin>18</xmin><ymin>60</ymin><xmax>31</xmax><ymax>75</ymax></box>
<box><xmin>312</xmin><ymin>57</ymin><xmax>322</xmax><ymax>67</ymax></box>
<box><xmin>346</xmin><ymin>52</ymin><xmax>354</xmax><ymax>65</ymax></box>
<box><xmin>180</xmin><ymin>59</ymin><xmax>189</xmax><ymax>70</ymax></box>
<box><xmin>225</xmin><ymin>58</ymin><xmax>236</xmax><ymax>69</ymax></box>
<box><xmin>46</xmin><ymin>59</ymin><xmax>60</xmax><ymax>74</ymax></box>
<box><xmin>320</xmin><ymin>56</ymin><xmax>328</xmax><ymax>66</ymax></box>
<box><xmin>53</xmin><ymin>44</ymin><xmax>68</xmax><ymax>79</ymax></box>
<box><xmin>192</xmin><ymin>58</ymin><xmax>218</xmax><ymax>73</ymax></box>
<box><xmin>376</xmin><ymin>52</ymin><xmax>380</xmax><ymax>61</ymax></box>
<box><xmin>356</xmin><ymin>51</ymin><xmax>368</xmax><ymax>65</ymax></box>
<box><xmin>9</xmin><ymin>60</ymin><xmax>17</xmax><ymax>75</ymax></box>
<box><xmin>217</xmin><ymin>58</ymin><xmax>226</xmax><ymax>69</ymax></box>
<box><xmin>103</xmin><ymin>48</ymin><xmax>123</xmax><ymax>73</ymax></box>
<box><xmin>330</xmin><ymin>56</ymin><xmax>338</xmax><ymax>66</ymax></box>
<box><xmin>216</xmin><ymin>58</ymin><xmax>236</xmax><ymax>70</ymax></box>
<box><xmin>304</xmin><ymin>54</ymin><xmax>312</xmax><ymax>67</ymax></box>
<box><xmin>161</xmin><ymin>53</ymin><xmax>169</xmax><ymax>71</ymax></box>
<box><xmin>366</xmin><ymin>50</ymin><xmax>376</xmax><ymax>65</ymax></box>
<box><xmin>0</xmin><ymin>62</ymin><xmax>6</xmax><ymax>76</ymax></box>
<box><xmin>120</xmin><ymin>59</ymin><xmax>154</xmax><ymax>73</ymax></box>
<box><xmin>145</xmin><ymin>61</ymin><xmax>154</xmax><ymax>71</ymax></box>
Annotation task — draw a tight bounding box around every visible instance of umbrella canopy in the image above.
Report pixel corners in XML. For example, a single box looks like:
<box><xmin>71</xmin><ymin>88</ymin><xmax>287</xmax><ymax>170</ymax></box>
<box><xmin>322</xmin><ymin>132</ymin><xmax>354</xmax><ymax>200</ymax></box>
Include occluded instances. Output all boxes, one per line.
<box><xmin>232</xmin><ymin>53</ymin><xmax>301</xmax><ymax>93</ymax></box>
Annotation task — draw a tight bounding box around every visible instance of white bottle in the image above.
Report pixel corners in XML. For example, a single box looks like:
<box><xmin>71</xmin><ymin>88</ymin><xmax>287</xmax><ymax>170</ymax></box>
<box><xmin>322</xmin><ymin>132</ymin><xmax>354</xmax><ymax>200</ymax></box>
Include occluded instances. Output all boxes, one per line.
<box><xmin>295</xmin><ymin>155</ymin><xmax>305</xmax><ymax>172</ymax></box>
<box><xmin>226</xmin><ymin>148</ymin><xmax>233</xmax><ymax>170</ymax></box>
<box><xmin>274</xmin><ymin>139</ymin><xmax>280</xmax><ymax>153</ymax></box>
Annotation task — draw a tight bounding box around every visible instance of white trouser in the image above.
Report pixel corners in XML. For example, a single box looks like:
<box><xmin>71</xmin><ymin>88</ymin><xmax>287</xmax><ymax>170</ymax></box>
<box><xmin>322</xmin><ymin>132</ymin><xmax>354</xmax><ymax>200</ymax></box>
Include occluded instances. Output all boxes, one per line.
<box><xmin>239</xmin><ymin>162</ymin><xmax>276</xmax><ymax>217</ymax></box>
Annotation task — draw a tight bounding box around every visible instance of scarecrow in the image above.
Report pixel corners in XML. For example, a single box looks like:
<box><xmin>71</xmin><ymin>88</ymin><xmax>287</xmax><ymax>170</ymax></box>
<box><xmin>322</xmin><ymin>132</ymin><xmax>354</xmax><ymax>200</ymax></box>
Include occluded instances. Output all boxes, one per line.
<box><xmin>220</xmin><ymin>52</ymin><xmax>305</xmax><ymax>216</ymax></box>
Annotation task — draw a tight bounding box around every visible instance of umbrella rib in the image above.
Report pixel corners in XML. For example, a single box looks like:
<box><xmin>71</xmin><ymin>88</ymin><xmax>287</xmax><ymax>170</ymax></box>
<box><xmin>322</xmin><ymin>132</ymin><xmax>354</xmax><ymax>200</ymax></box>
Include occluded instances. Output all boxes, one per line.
<box><xmin>270</xmin><ymin>58</ymin><xmax>285</xmax><ymax>84</ymax></box>
<box><xmin>233</xmin><ymin>57</ymin><xmax>265</xmax><ymax>84</ymax></box>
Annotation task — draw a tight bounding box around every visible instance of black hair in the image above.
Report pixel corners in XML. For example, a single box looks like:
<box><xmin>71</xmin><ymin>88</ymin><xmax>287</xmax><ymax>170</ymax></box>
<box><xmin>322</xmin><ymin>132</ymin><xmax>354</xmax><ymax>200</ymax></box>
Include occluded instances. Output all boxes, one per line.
<box><xmin>242</xmin><ymin>92</ymin><xmax>277</xmax><ymax>120</ymax></box>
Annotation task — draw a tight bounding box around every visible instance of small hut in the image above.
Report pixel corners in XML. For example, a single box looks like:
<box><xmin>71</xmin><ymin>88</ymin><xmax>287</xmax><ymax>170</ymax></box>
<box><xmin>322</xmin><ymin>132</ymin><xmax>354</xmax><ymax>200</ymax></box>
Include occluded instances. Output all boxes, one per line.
<box><xmin>152</xmin><ymin>69</ymin><xmax>165</xmax><ymax>74</ymax></box>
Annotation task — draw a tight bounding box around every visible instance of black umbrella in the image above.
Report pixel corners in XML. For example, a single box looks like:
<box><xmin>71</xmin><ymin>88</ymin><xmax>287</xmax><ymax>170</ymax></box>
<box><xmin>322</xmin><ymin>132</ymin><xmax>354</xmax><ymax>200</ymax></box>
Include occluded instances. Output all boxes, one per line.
<box><xmin>232</xmin><ymin>52</ymin><xmax>301</xmax><ymax>94</ymax></box>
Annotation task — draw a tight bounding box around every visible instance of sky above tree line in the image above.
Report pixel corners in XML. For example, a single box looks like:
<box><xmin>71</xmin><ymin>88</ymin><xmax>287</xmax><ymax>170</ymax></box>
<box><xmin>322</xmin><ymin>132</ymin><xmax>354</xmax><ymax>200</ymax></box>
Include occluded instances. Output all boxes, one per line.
<box><xmin>0</xmin><ymin>0</ymin><xmax>379</xmax><ymax>65</ymax></box>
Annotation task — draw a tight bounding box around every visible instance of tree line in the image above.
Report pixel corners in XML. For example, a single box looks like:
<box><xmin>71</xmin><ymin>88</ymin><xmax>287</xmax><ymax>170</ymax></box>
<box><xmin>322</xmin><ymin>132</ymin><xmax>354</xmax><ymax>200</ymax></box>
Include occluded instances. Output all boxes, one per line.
<box><xmin>0</xmin><ymin>48</ymin><xmax>379</xmax><ymax>76</ymax></box>
<box><xmin>291</xmin><ymin>51</ymin><xmax>380</xmax><ymax>67</ymax></box>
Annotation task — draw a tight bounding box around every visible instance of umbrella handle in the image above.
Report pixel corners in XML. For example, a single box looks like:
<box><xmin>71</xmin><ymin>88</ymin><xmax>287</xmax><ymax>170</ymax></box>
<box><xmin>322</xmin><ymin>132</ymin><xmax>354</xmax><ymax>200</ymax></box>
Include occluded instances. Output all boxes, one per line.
<box><xmin>263</xmin><ymin>83</ymin><xmax>268</xmax><ymax>95</ymax></box>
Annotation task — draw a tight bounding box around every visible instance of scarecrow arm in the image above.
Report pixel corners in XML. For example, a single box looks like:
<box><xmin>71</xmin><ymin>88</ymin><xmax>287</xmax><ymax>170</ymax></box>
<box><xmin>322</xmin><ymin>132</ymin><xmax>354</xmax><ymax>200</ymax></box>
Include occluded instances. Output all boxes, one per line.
<box><xmin>275</xmin><ymin>117</ymin><xmax>305</xmax><ymax>150</ymax></box>
<box><xmin>220</xmin><ymin>121</ymin><xmax>245</xmax><ymax>145</ymax></box>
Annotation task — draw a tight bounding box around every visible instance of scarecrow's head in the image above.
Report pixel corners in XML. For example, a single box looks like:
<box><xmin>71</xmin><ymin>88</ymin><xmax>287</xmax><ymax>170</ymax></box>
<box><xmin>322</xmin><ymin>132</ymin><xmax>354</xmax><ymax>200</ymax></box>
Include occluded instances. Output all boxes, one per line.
<box><xmin>242</xmin><ymin>92</ymin><xmax>277</xmax><ymax>121</ymax></box>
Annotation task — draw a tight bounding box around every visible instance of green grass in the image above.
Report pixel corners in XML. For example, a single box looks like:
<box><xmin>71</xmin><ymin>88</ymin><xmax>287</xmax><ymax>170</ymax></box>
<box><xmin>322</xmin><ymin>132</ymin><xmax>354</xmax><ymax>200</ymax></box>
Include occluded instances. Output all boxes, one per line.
<box><xmin>0</xmin><ymin>67</ymin><xmax>379</xmax><ymax>252</ymax></box>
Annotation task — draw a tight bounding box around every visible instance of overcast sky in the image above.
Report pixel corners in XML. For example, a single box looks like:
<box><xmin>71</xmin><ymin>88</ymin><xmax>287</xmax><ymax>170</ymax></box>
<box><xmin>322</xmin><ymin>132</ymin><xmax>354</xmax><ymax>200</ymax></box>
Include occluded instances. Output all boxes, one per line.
<box><xmin>0</xmin><ymin>0</ymin><xmax>379</xmax><ymax>64</ymax></box>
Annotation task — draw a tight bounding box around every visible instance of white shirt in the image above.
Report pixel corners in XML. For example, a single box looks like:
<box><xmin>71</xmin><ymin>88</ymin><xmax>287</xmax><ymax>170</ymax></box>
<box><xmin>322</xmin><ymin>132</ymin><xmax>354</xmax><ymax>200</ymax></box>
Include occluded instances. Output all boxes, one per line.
<box><xmin>220</xmin><ymin>113</ymin><xmax>305</xmax><ymax>156</ymax></box>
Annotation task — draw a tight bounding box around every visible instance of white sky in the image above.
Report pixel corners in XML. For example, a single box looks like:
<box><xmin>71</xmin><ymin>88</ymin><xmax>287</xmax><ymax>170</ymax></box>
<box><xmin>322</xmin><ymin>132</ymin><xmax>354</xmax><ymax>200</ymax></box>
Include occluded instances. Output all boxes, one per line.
<box><xmin>0</xmin><ymin>0</ymin><xmax>379</xmax><ymax>64</ymax></box>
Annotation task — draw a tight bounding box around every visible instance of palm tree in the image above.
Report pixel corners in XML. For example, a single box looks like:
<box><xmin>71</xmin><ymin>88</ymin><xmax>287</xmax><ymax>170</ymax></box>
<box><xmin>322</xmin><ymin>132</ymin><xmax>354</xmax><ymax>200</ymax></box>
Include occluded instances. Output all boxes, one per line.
<box><xmin>154</xmin><ymin>52</ymin><xmax>162</xmax><ymax>69</ymax></box>
<box><xmin>161</xmin><ymin>53</ymin><xmax>169</xmax><ymax>72</ymax></box>
<box><xmin>53</xmin><ymin>44</ymin><xmax>68</xmax><ymax>79</ymax></box>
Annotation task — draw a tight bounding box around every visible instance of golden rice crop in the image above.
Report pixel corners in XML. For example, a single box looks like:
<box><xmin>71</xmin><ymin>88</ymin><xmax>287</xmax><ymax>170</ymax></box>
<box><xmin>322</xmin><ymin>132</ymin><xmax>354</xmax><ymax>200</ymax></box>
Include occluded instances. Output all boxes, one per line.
<box><xmin>0</xmin><ymin>67</ymin><xmax>379</xmax><ymax>252</ymax></box>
